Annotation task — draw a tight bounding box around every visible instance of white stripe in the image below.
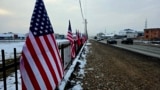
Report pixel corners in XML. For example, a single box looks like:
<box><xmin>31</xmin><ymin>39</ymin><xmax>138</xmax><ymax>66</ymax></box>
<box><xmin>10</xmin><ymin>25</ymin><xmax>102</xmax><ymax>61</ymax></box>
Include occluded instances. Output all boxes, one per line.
<box><xmin>51</xmin><ymin>35</ymin><xmax>63</xmax><ymax>73</ymax></box>
<box><xmin>67</xmin><ymin>33</ymin><xmax>74</xmax><ymax>42</ymax></box>
<box><xmin>23</xmin><ymin>43</ymin><xmax>47</xmax><ymax>89</ymax></box>
<box><xmin>67</xmin><ymin>34</ymin><xmax>73</xmax><ymax>38</ymax></box>
<box><xmin>67</xmin><ymin>36</ymin><xmax>72</xmax><ymax>39</ymax></box>
<box><xmin>67</xmin><ymin>34</ymin><xmax>72</xmax><ymax>38</ymax></box>
<box><xmin>20</xmin><ymin>57</ymin><xmax>34</xmax><ymax>90</ymax></box>
<box><xmin>40</xmin><ymin>36</ymin><xmax>61</xmax><ymax>82</ymax></box>
<box><xmin>29</xmin><ymin>33</ymin><xmax>56</xmax><ymax>89</ymax></box>
<box><xmin>67</xmin><ymin>37</ymin><xmax>73</xmax><ymax>41</ymax></box>
<box><xmin>47</xmin><ymin>35</ymin><xmax>63</xmax><ymax>78</ymax></box>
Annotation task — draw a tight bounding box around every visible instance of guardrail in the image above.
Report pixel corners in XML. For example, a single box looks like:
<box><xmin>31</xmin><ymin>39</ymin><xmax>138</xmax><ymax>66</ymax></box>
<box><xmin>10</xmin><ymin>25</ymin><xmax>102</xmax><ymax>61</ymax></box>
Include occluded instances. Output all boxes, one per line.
<box><xmin>0</xmin><ymin>39</ymin><xmax>83</xmax><ymax>90</ymax></box>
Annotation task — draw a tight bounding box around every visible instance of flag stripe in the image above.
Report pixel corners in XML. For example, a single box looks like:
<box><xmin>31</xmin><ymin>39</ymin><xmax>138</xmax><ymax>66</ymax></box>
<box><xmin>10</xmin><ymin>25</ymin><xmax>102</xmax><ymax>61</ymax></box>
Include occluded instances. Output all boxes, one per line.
<box><xmin>22</xmin><ymin>40</ymin><xmax>45</xmax><ymax>89</ymax></box>
<box><xmin>29</xmin><ymin>33</ymin><xmax>57</xmax><ymax>89</ymax></box>
<box><xmin>22</xmin><ymin>77</ymin><xmax>27</xmax><ymax>90</ymax></box>
<box><xmin>67</xmin><ymin>32</ymin><xmax>74</xmax><ymax>42</ymax></box>
<box><xmin>22</xmin><ymin>52</ymin><xmax>41</xmax><ymax>89</ymax></box>
<box><xmin>67</xmin><ymin>21</ymin><xmax>75</xmax><ymax>58</ymax></box>
<box><xmin>25</xmin><ymin>36</ymin><xmax>50</xmax><ymax>89</ymax></box>
<box><xmin>50</xmin><ymin>35</ymin><xmax>63</xmax><ymax>68</ymax></box>
<box><xmin>20</xmin><ymin>57</ymin><xmax>33</xmax><ymax>90</ymax></box>
<box><xmin>46</xmin><ymin>35</ymin><xmax>63</xmax><ymax>78</ymax></box>
<box><xmin>42</xmin><ymin>35</ymin><xmax>61</xmax><ymax>82</ymax></box>
<box><xmin>38</xmin><ymin>35</ymin><xmax>59</xmax><ymax>85</ymax></box>
<box><xmin>50</xmin><ymin>35</ymin><xmax>64</xmax><ymax>74</ymax></box>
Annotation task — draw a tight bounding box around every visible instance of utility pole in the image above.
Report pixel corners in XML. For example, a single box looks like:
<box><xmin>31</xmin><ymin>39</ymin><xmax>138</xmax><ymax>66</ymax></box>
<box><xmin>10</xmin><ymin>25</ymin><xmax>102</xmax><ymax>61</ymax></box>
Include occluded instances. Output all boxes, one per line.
<box><xmin>145</xmin><ymin>19</ymin><xmax>147</xmax><ymax>29</ymax></box>
<box><xmin>84</xmin><ymin>19</ymin><xmax>88</xmax><ymax>39</ymax></box>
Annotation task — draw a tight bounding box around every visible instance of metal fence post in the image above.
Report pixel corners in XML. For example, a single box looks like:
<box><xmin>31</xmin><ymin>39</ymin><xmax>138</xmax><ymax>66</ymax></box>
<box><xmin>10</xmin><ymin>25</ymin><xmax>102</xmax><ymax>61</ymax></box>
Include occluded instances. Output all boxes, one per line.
<box><xmin>74</xmin><ymin>41</ymin><xmax>77</xmax><ymax>56</ymax></box>
<box><xmin>14</xmin><ymin>48</ymin><xmax>18</xmax><ymax>90</ymax></box>
<box><xmin>61</xmin><ymin>44</ymin><xmax>64</xmax><ymax>67</ymax></box>
<box><xmin>2</xmin><ymin>49</ymin><xmax>7</xmax><ymax>90</ymax></box>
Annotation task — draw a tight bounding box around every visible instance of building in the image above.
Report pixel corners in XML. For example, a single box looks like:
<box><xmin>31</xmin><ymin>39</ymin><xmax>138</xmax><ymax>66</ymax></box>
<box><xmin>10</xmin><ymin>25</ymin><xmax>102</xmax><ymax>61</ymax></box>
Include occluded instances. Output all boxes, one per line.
<box><xmin>0</xmin><ymin>33</ymin><xmax>14</xmax><ymax>40</ymax></box>
<box><xmin>15</xmin><ymin>34</ymin><xmax>26</xmax><ymax>40</ymax></box>
<box><xmin>136</xmin><ymin>31</ymin><xmax>144</xmax><ymax>40</ymax></box>
<box><xmin>0</xmin><ymin>32</ymin><xmax>26</xmax><ymax>40</ymax></box>
<box><xmin>144</xmin><ymin>28</ymin><xmax>160</xmax><ymax>40</ymax></box>
<box><xmin>119</xmin><ymin>29</ymin><xmax>138</xmax><ymax>39</ymax></box>
<box><xmin>55</xmin><ymin>33</ymin><xmax>66</xmax><ymax>39</ymax></box>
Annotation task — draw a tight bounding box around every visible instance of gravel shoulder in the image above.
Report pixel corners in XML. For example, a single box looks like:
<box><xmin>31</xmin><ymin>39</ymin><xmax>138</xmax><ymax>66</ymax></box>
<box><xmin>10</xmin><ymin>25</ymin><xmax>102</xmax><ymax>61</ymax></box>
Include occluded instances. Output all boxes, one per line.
<box><xmin>82</xmin><ymin>40</ymin><xmax>160</xmax><ymax>90</ymax></box>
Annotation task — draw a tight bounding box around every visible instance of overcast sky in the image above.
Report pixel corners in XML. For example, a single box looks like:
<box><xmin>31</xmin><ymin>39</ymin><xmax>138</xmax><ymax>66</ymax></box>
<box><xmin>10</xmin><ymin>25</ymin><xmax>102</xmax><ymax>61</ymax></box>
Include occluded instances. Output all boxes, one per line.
<box><xmin>0</xmin><ymin>0</ymin><xmax>160</xmax><ymax>36</ymax></box>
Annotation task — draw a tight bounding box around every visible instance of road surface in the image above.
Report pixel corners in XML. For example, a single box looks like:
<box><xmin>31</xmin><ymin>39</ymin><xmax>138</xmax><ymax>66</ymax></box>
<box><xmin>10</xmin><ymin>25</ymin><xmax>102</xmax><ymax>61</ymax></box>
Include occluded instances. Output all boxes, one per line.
<box><xmin>82</xmin><ymin>40</ymin><xmax>160</xmax><ymax>89</ymax></box>
<box><xmin>100</xmin><ymin>39</ymin><xmax>160</xmax><ymax>59</ymax></box>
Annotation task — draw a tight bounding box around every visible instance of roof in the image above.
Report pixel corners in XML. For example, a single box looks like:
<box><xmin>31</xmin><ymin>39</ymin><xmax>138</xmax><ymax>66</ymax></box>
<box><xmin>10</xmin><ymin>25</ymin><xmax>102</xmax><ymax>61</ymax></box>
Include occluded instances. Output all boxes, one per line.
<box><xmin>0</xmin><ymin>33</ymin><xmax>14</xmax><ymax>37</ymax></box>
<box><xmin>144</xmin><ymin>28</ymin><xmax>160</xmax><ymax>30</ymax></box>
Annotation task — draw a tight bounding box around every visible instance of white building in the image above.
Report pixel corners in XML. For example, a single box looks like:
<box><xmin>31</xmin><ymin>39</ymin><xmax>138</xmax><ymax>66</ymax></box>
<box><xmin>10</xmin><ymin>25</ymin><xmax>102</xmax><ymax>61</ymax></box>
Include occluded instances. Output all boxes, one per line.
<box><xmin>0</xmin><ymin>32</ymin><xmax>26</xmax><ymax>40</ymax></box>
<box><xmin>119</xmin><ymin>29</ymin><xmax>138</xmax><ymax>38</ymax></box>
<box><xmin>0</xmin><ymin>33</ymin><xmax>14</xmax><ymax>40</ymax></box>
<box><xmin>103</xmin><ymin>33</ymin><xmax>115</xmax><ymax>38</ymax></box>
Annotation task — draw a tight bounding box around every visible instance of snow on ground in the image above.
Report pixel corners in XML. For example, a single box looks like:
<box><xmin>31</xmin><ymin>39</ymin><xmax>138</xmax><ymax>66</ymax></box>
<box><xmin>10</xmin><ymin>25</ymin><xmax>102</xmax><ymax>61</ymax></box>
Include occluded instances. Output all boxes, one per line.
<box><xmin>0</xmin><ymin>40</ymin><xmax>69</xmax><ymax>63</ymax></box>
<box><xmin>0</xmin><ymin>41</ymin><xmax>91</xmax><ymax>90</ymax></box>
<box><xmin>0</xmin><ymin>42</ymin><xmax>25</xmax><ymax>61</ymax></box>
<box><xmin>0</xmin><ymin>70</ymin><xmax>21</xmax><ymax>90</ymax></box>
<box><xmin>58</xmin><ymin>42</ymin><xmax>90</xmax><ymax>90</ymax></box>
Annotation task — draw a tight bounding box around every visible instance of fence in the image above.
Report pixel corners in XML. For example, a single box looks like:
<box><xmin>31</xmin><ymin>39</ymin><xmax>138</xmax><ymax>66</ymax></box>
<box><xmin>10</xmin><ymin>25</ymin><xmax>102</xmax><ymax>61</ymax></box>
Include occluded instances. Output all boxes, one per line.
<box><xmin>0</xmin><ymin>39</ymin><xmax>83</xmax><ymax>90</ymax></box>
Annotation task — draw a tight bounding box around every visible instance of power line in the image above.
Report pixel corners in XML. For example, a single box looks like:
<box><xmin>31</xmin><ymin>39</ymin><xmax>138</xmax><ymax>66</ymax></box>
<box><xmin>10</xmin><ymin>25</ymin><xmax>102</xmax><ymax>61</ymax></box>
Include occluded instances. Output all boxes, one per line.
<box><xmin>79</xmin><ymin>0</ymin><xmax>85</xmax><ymax>20</ymax></box>
<box><xmin>79</xmin><ymin>0</ymin><xmax>88</xmax><ymax>38</ymax></box>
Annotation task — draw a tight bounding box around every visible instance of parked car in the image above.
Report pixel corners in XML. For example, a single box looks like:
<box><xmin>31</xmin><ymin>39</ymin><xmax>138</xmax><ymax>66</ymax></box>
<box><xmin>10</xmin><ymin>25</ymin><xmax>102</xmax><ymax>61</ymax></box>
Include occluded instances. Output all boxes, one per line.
<box><xmin>107</xmin><ymin>38</ymin><xmax>117</xmax><ymax>44</ymax></box>
<box><xmin>121</xmin><ymin>38</ymin><xmax>133</xmax><ymax>44</ymax></box>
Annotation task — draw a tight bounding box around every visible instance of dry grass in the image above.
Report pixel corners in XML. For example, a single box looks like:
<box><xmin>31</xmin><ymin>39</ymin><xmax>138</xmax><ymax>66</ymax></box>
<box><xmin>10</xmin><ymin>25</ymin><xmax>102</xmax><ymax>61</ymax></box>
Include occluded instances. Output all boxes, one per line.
<box><xmin>82</xmin><ymin>40</ymin><xmax>160</xmax><ymax>90</ymax></box>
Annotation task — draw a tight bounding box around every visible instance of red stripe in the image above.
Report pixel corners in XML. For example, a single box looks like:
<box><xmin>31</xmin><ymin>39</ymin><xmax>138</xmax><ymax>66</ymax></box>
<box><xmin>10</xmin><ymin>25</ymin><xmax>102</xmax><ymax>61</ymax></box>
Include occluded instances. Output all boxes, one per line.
<box><xmin>51</xmin><ymin>35</ymin><xmax>64</xmax><ymax>70</ymax></box>
<box><xmin>22</xmin><ymin>76</ymin><xmax>27</xmax><ymax>90</ymax></box>
<box><xmin>36</xmin><ymin>35</ymin><xmax>58</xmax><ymax>85</ymax></box>
<box><xmin>26</xmin><ymin>37</ymin><xmax>52</xmax><ymax>89</ymax></box>
<box><xmin>22</xmin><ymin>52</ymin><xmax>40</xmax><ymax>89</ymax></box>
<box><xmin>67</xmin><ymin>32</ymin><xmax>74</xmax><ymax>42</ymax></box>
<box><xmin>45</xmin><ymin>35</ymin><xmax>63</xmax><ymax>79</ymax></box>
<box><xmin>67</xmin><ymin>31</ymin><xmax>75</xmax><ymax>58</ymax></box>
<box><xmin>51</xmin><ymin>35</ymin><xmax>64</xmax><ymax>75</ymax></box>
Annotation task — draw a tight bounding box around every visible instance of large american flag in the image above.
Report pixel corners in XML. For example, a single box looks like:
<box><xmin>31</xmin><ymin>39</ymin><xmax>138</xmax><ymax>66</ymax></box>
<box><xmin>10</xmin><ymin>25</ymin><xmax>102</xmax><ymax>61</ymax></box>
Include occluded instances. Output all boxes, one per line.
<box><xmin>20</xmin><ymin>0</ymin><xmax>64</xmax><ymax>89</ymax></box>
<box><xmin>67</xmin><ymin>20</ymin><xmax>75</xmax><ymax>58</ymax></box>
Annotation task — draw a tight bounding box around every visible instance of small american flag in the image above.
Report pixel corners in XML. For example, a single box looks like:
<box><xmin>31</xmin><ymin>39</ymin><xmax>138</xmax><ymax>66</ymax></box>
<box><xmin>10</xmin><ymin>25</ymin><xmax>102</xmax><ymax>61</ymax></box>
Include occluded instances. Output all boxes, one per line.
<box><xmin>67</xmin><ymin>20</ymin><xmax>75</xmax><ymax>58</ymax></box>
<box><xmin>77</xmin><ymin>30</ymin><xmax>81</xmax><ymax>46</ymax></box>
<box><xmin>20</xmin><ymin>0</ymin><xmax>64</xmax><ymax>89</ymax></box>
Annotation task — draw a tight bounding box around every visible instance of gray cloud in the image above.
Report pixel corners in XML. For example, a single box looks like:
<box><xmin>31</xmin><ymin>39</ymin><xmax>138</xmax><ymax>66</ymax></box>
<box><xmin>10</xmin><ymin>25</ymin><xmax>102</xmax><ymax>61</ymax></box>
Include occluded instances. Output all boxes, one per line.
<box><xmin>86</xmin><ymin>0</ymin><xmax>160</xmax><ymax>35</ymax></box>
<box><xmin>0</xmin><ymin>0</ymin><xmax>160</xmax><ymax>36</ymax></box>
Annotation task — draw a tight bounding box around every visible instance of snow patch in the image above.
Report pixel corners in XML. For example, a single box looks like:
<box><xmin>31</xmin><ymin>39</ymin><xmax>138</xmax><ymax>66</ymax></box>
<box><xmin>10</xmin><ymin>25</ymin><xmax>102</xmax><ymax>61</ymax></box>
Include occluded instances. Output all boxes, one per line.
<box><xmin>0</xmin><ymin>41</ymin><xmax>90</xmax><ymax>90</ymax></box>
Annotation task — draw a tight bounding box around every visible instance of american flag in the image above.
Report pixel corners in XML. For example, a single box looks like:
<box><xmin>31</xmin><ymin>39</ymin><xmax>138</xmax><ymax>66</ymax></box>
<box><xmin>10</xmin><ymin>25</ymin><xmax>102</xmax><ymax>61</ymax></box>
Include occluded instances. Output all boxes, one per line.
<box><xmin>77</xmin><ymin>30</ymin><xmax>81</xmax><ymax>46</ymax></box>
<box><xmin>67</xmin><ymin>20</ymin><xmax>75</xmax><ymax>58</ymax></box>
<box><xmin>20</xmin><ymin>0</ymin><xmax>64</xmax><ymax>89</ymax></box>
